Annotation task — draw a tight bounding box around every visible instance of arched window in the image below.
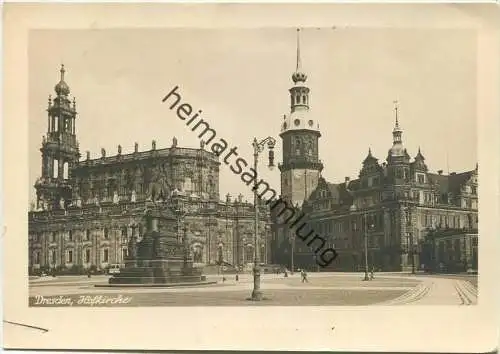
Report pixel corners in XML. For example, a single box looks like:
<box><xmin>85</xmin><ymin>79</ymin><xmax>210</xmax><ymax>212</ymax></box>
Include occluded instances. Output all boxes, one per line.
<box><xmin>53</xmin><ymin>159</ymin><xmax>59</xmax><ymax>178</ymax></box>
<box><xmin>54</xmin><ymin>116</ymin><xmax>59</xmax><ymax>132</ymax></box>
<box><xmin>63</xmin><ymin>162</ymin><xmax>69</xmax><ymax>179</ymax></box>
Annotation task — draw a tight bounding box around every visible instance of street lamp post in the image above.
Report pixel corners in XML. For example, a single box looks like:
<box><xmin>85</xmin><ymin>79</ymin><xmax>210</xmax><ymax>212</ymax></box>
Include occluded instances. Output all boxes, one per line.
<box><xmin>290</xmin><ymin>235</ymin><xmax>295</xmax><ymax>275</ymax></box>
<box><xmin>363</xmin><ymin>213</ymin><xmax>369</xmax><ymax>281</ymax></box>
<box><xmin>242</xmin><ymin>237</ymin><xmax>246</xmax><ymax>268</ymax></box>
<box><xmin>463</xmin><ymin>234</ymin><xmax>468</xmax><ymax>272</ymax></box>
<box><xmin>249</xmin><ymin>136</ymin><xmax>276</xmax><ymax>301</ymax></box>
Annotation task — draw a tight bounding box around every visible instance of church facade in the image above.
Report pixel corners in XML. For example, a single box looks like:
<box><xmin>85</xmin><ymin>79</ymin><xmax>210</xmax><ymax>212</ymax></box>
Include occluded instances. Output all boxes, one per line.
<box><xmin>271</xmin><ymin>31</ymin><xmax>478</xmax><ymax>273</ymax></box>
<box><xmin>28</xmin><ymin>66</ymin><xmax>271</xmax><ymax>275</ymax></box>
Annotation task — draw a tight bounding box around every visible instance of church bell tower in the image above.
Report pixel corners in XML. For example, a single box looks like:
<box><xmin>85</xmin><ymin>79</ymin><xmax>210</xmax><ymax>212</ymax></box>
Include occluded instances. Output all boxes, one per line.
<box><xmin>34</xmin><ymin>65</ymin><xmax>80</xmax><ymax>210</ymax></box>
<box><xmin>279</xmin><ymin>29</ymin><xmax>323</xmax><ymax>207</ymax></box>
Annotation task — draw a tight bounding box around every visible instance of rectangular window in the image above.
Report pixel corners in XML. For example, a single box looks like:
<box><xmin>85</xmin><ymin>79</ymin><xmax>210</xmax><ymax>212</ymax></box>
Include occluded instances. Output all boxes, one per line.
<box><xmin>103</xmin><ymin>249</ymin><xmax>109</xmax><ymax>263</ymax></box>
<box><xmin>417</xmin><ymin>174</ymin><xmax>425</xmax><ymax>184</ymax></box>
<box><xmin>104</xmin><ymin>228</ymin><xmax>109</xmax><ymax>239</ymax></box>
<box><xmin>51</xmin><ymin>250</ymin><xmax>56</xmax><ymax>264</ymax></box>
<box><xmin>122</xmin><ymin>248</ymin><xmax>128</xmax><ymax>260</ymax></box>
<box><xmin>68</xmin><ymin>230</ymin><xmax>73</xmax><ymax>241</ymax></box>
<box><xmin>85</xmin><ymin>249</ymin><xmax>91</xmax><ymax>263</ymax></box>
<box><xmin>85</xmin><ymin>230</ymin><xmax>90</xmax><ymax>241</ymax></box>
<box><xmin>34</xmin><ymin>251</ymin><xmax>40</xmax><ymax>264</ymax></box>
<box><xmin>67</xmin><ymin>250</ymin><xmax>73</xmax><ymax>263</ymax></box>
<box><xmin>51</xmin><ymin>232</ymin><xmax>56</xmax><ymax>243</ymax></box>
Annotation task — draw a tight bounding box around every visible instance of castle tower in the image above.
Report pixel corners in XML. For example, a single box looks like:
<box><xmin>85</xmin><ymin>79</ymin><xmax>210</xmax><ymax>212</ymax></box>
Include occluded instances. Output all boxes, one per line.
<box><xmin>34</xmin><ymin>65</ymin><xmax>80</xmax><ymax>210</ymax></box>
<box><xmin>279</xmin><ymin>29</ymin><xmax>323</xmax><ymax>207</ymax></box>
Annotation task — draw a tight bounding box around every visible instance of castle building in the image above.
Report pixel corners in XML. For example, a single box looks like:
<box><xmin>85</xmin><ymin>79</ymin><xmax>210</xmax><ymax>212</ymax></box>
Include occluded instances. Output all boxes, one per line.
<box><xmin>28</xmin><ymin>66</ymin><xmax>271</xmax><ymax>274</ymax></box>
<box><xmin>272</xmin><ymin>32</ymin><xmax>478</xmax><ymax>273</ymax></box>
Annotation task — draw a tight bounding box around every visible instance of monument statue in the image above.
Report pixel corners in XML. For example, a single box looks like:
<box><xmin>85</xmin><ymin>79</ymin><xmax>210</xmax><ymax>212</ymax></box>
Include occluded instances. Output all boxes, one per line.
<box><xmin>101</xmin><ymin>148</ymin><xmax>106</xmax><ymax>158</ymax></box>
<box><xmin>131</xmin><ymin>190</ymin><xmax>137</xmax><ymax>203</ymax></box>
<box><xmin>172</xmin><ymin>136</ymin><xmax>178</xmax><ymax>148</ymax></box>
<box><xmin>147</xmin><ymin>165</ymin><xmax>171</xmax><ymax>202</ymax></box>
<box><xmin>152</xmin><ymin>140</ymin><xmax>156</xmax><ymax>150</ymax></box>
<box><xmin>118</xmin><ymin>145</ymin><xmax>122</xmax><ymax>155</ymax></box>
<box><xmin>59</xmin><ymin>197</ymin><xmax>65</xmax><ymax>210</ymax></box>
<box><xmin>134</xmin><ymin>142</ymin><xmax>139</xmax><ymax>153</ymax></box>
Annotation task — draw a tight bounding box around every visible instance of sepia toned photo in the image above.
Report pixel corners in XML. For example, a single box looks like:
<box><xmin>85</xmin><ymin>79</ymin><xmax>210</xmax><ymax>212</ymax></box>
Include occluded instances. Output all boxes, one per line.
<box><xmin>27</xmin><ymin>26</ymin><xmax>479</xmax><ymax>307</ymax></box>
<box><xmin>4</xmin><ymin>3</ymin><xmax>499</xmax><ymax>352</ymax></box>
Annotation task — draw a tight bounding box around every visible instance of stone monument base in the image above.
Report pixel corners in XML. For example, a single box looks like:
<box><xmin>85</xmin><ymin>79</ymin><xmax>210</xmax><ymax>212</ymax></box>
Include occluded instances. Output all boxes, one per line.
<box><xmin>108</xmin><ymin>258</ymin><xmax>206</xmax><ymax>285</ymax></box>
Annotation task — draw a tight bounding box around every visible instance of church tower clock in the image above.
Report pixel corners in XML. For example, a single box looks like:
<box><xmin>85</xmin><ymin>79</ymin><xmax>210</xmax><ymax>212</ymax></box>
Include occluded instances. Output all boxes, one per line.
<box><xmin>279</xmin><ymin>29</ymin><xmax>323</xmax><ymax>208</ymax></box>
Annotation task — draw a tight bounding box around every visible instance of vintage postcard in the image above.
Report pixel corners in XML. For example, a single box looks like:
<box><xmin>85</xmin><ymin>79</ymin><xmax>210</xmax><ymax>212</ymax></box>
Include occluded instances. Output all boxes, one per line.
<box><xmin>3</xmin><ymin>3</ymin><xmax>499</xmax><ymax>352</ymax></box>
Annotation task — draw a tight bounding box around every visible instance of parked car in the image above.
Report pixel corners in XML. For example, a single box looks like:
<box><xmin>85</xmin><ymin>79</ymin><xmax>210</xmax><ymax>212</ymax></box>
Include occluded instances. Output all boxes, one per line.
<box><xmin>108</xmin><ymin>264</ymin><xmax>121</xmax><ymax>275</ymax></box>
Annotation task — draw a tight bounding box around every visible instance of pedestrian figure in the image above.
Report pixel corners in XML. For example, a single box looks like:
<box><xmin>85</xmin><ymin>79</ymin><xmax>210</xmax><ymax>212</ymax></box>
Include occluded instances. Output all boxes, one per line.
<box><xmin>284</xmin><ymin>269</ymin><xmax>288</xmax><ymax>278</ymax></box>
<box><xmin>369</xmin><ymin>266</ymin><xmax>375</xmax><ymax>280</ymax></box>
<box><xmin>87</xmin><ymin>269</ymin><xmax>92</xmax><ymax>278</ymax></box>
<box><xmin>301</xmin><ymin>269</ymin><xmax>309</xmax><ymax>283</ymax></box>
<box><xmin>235</xmin><ymin>273</ymin><xmax>239</xmax><ymax>281</ymax></box>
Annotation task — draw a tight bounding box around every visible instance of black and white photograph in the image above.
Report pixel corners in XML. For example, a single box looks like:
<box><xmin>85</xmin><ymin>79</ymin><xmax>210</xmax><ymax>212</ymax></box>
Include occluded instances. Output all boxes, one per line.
<box><xmin>3</xmin><ymin>3</ymin><xmax>499</xmax><ymax>353</ymax></box>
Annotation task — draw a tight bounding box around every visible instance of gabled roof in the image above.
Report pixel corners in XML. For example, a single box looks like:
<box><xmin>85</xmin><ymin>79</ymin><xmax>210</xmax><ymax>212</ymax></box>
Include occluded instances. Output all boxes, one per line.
<box><xmin>448</xmin><ymin>171</ymin><xmax>475</xmax><ymax>194</ymax></box>
<box><xmin>308</xmin><ymin>177</ymin><xmax>355</xmax><ymax>207</ymax></box>
<box><xmin>427</xmin><ymin>169</ymin><xmax>476</xmax><ymax>195</ymax></box>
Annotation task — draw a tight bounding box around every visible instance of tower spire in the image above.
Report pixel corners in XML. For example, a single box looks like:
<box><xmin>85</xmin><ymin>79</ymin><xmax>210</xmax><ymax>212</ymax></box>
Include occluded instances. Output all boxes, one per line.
<box><xmin>296</xmin><ymin>28</ymin><xmax>301</xmax><ymax>72</ymax></box>
<box><xmin>292</xmin><ymin>28</ymin><xmax>307</xmax><ymax>84</ymax></box>
<box><xmin>392</xmin><ymin>100</ymin><xmax>402</xmax><ymax>145</ymax></box>
<box><xmin>393</xmin><ymin>100</ymin><xmax>400</xmax><ymax>130</ymax></box>
<box><xmin>60</xmin><ymin>64</ymin><xmax>65</xmax><ymax>81</ymax></box>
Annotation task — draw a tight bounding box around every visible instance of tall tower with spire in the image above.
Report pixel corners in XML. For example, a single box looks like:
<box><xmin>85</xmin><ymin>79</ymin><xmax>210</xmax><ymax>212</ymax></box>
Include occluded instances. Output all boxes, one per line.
<box><xmin>34</xmin><ymin>65</ymin><xmax>80</xmax><ymax>210</ymax></box>
<box><xmin>279</xmin><ymin>29</ymin><xmax>323</xmax><ymax>207</ymax></box>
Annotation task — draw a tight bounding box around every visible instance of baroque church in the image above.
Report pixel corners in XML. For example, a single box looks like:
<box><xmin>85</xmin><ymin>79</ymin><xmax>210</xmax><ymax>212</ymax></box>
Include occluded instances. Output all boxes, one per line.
<box><xmin>28</xmin><ymin>65</ymin><xmax>272</xmax><ymax>274</ymax></box>
<box><xmin>271</xmin><ymin>30</ymin><xmax>478</xmax><ymax>272</ymax></box>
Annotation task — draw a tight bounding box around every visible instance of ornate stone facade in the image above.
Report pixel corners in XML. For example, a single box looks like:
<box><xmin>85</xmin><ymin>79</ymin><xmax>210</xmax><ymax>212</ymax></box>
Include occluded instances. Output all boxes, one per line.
<box><xmin>28</xmin><ymin>66</ymin><xmax>271</xmax><ymax>274</ymax></box>
<box><xmin>271</xmin><ymin>35</ymin><xmax>478</xmax><ymax>272</ymax></box>
<box><xmin>272</xmin><ymin>103</ymin><xmax>479</xmax><ymax>272</ymax></box>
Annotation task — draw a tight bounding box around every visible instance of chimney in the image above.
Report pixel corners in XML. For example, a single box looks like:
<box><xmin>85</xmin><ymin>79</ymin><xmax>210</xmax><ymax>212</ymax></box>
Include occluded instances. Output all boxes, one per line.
<box><xmin>438</xmin><ymin>170</ymin><xmax>443</xmax><ymax>175</ymax></box>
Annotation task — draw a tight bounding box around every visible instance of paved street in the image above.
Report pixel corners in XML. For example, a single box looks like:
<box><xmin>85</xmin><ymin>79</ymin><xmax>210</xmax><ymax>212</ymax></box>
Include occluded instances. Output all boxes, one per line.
<box><xmin>29</xmin><ymin>272</ymin><xmax>478</xmax><ymax>306</ymax></box>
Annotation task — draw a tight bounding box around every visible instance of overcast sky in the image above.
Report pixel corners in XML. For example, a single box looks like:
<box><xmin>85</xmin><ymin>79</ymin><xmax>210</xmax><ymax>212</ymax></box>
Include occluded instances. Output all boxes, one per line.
<box><xmin>29</xmin><ymin>28</ymin><xmax>477</xmax><ymax>203</ymax></box>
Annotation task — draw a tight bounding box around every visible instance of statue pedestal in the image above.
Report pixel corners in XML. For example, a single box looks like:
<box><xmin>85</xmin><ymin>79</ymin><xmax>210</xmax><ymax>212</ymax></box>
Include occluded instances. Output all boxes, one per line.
<box><xmin>109</xmin><ymin>204</ymin><xmax>206</xmax><ymax>285</ymax></box>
